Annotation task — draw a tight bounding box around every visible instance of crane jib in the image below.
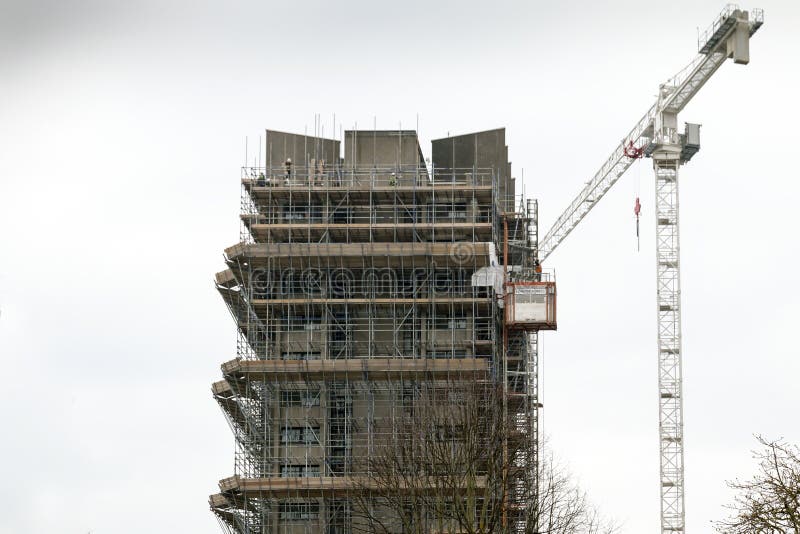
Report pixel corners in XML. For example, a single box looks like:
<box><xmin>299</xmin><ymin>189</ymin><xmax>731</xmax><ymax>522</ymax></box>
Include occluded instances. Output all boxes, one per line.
<box><xmin>539</xmin><ymin>7</ymin><xmax>763</xmax><ymax>262</ymax></box>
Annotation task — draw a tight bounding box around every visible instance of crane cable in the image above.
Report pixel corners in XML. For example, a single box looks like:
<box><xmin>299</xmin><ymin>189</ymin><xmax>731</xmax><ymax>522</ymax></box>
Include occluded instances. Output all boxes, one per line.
<box><xmin>634</xmin><ymin>158</ymin><xmax>641</xmax><ymax>252</ymax></box>
<box><xmin>624</xmin><ymin>141</ymin><xmax>644</xmax><ymax>252</ymax></box>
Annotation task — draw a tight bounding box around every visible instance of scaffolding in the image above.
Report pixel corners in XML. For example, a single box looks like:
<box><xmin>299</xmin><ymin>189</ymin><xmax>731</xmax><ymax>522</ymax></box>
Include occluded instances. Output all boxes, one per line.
<box><xmin>211</xmin><ymin>131</ymin><xmax>554</xmax><ymax>533</ymax></box>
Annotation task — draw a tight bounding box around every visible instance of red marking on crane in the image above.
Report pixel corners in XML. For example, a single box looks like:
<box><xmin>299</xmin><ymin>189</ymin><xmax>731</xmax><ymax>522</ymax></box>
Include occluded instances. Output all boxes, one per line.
<box><xmin>624</xmin><ymin>141</ymin><xmax>645</xmax><ymax>159</ymax></box>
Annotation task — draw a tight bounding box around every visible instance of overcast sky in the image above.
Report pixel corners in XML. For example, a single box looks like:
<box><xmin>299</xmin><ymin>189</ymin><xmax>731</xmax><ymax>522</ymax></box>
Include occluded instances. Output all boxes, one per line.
<box><xmin>1</xmin><ymin>0</ymin><xmax>797</xmax><ymax>532</ymax></box>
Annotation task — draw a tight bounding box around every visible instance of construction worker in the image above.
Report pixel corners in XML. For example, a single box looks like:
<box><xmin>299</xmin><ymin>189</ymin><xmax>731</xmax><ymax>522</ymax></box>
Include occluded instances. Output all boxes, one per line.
<box><xmin>315</xmin><ymin>158</ymin><xmax>325</xmax><ymax>186</ymax></box>
<box><xmin>284</xmin><ymin>158</ymin><xmax>292</xmax><ymax>185</ymax></box>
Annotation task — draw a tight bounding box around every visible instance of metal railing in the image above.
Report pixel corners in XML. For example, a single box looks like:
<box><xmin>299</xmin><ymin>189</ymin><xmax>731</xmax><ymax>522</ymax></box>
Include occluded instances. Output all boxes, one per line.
<box><xmin>697</xmin><ymin>4</ymin><xmax>740</xmax><ymax>52</ymax></box>
<box><xmin>241</xmin><ymin>165</ymin><xmax>496</xmax><ymax>189</ymax></box>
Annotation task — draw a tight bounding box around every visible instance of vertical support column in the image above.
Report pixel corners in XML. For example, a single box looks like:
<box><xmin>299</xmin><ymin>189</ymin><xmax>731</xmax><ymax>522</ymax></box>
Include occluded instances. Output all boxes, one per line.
<box><xmin>529</xmin><ymin>198</ymin><xmax>541</xmax><ymax>534</ymax></box>
<box><xmin>653</xmin><ymin>148</ymin><xmax>685</xmax><ymax>534</ymax></box>
<box><xmin>528</xmin><ymin>330</ymin><xmax>540</xmax><ymax>534</ymax></box>
<box><xmin>501</xmin><ymin>217</ymin><xmax>510</xmax><ymax>532</ymax></box>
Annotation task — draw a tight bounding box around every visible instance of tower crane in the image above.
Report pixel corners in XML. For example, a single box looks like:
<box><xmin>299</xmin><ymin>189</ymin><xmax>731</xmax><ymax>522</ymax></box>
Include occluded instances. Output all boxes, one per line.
<box><xmin>536</xmin><ymin>6</ymin><xmax>763</xmax><ymax>533</ymax></box>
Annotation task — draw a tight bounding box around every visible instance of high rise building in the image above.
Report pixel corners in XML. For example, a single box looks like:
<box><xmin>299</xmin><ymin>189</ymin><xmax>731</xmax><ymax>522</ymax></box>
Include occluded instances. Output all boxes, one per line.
<box><xmin>209</xmin><ymin>127</ymin><xmax>555</xmax><ymax>533</ymax></box>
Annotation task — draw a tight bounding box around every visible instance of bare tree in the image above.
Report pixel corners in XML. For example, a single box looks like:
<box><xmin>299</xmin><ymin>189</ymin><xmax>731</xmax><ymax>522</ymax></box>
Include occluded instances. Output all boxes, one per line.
<box><xmin>532</xmin><ymin>448</ymin><xmax>615</xmax><ymax>534</ymax></box>
<box><xmin>714</xmin><ymin>435</ymin><xmax>800</xmax><ymax>534</ymax></box>
<box><xmin>351</xmin><ymin>381</ymin><xmax>615</xmax><ymax>534</ymax></box>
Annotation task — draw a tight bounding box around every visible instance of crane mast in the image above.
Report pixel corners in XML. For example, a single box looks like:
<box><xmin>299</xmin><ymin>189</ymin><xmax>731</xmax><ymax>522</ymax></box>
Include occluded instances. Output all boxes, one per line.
<box><xmin>652</xmin><ymin>140</ymin><xmax>685</xmax><ymax>533</ymax></box>
<box><xmin>537</xmin><ymin>6</ymin><xmax>763</xmax><ymax>533</ymax></box>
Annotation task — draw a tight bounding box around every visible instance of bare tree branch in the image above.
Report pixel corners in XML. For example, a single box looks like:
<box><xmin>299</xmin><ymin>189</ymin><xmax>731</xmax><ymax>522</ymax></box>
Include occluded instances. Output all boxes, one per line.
<box><xmin>715</xmin><ymin>435</ymin><xmax>800</xmax><ymax>534</ymax></box>
<box><xmin>351</xmin><ymin>381</ymin><xmax>616</xmax><ymax>534</ymax></box>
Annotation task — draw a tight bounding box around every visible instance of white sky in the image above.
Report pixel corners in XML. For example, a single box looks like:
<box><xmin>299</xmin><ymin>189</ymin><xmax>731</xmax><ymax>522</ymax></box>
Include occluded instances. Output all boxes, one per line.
<box><xmin>0</xmin><ymin>0</ymin><xmax>797</xmax><ymax>532</ymax></box>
